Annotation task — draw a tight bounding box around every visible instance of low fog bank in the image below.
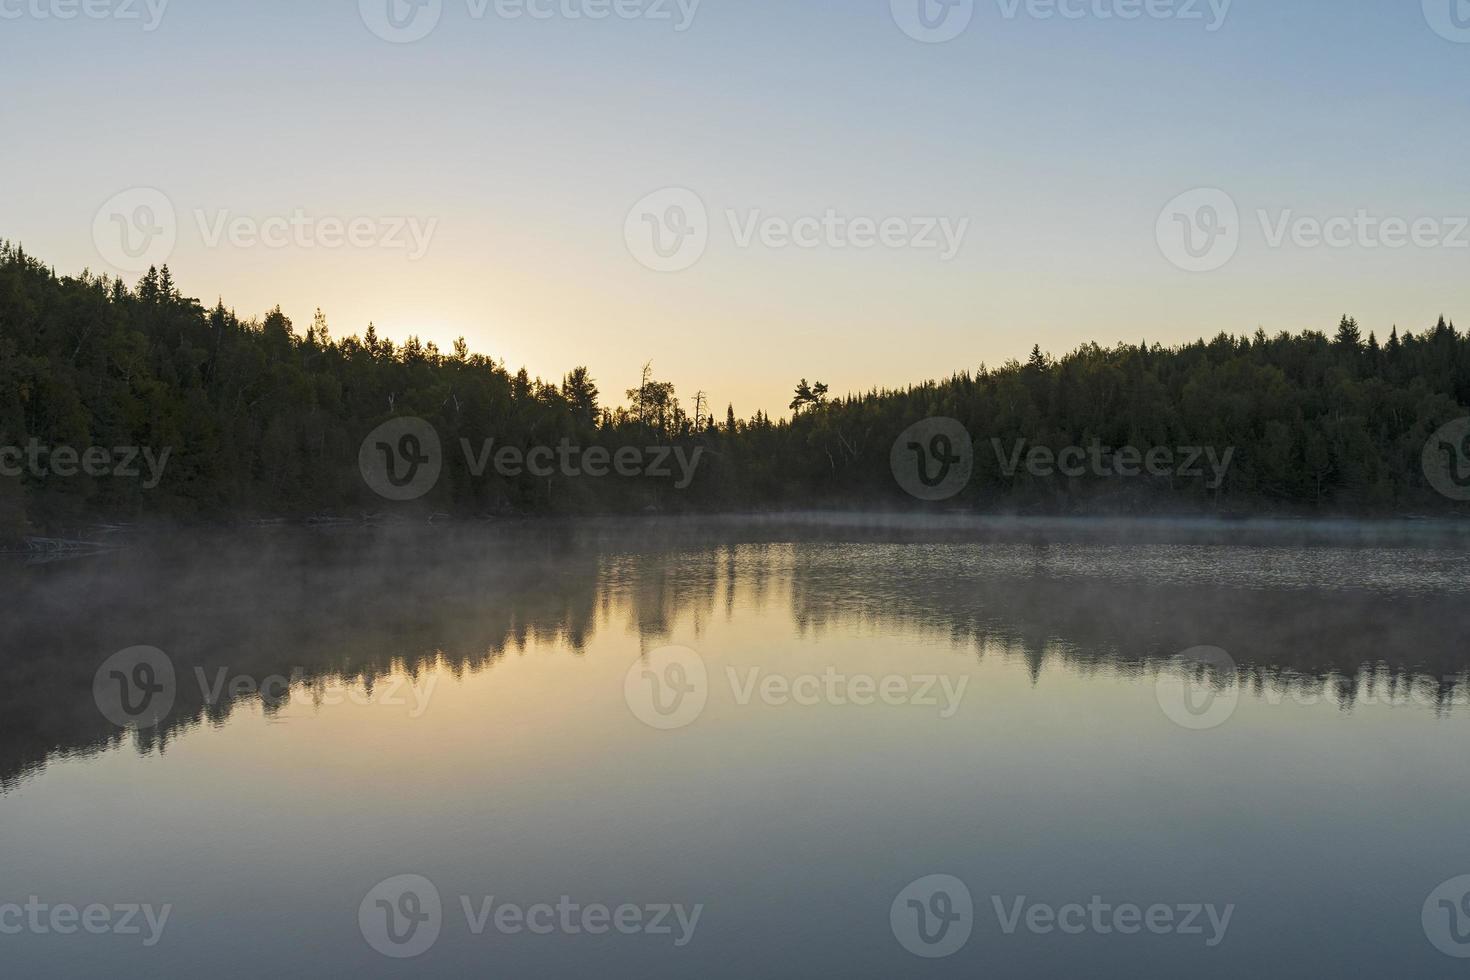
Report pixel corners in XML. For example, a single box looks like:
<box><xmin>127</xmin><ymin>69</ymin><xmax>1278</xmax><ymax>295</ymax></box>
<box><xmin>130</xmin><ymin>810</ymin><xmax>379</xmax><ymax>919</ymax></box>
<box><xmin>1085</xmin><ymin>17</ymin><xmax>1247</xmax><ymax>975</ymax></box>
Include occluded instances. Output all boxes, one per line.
<box><xmin>2</xmin><ymin>521</ymin><xmax>1468</xmax><ymax>792</ymax></box>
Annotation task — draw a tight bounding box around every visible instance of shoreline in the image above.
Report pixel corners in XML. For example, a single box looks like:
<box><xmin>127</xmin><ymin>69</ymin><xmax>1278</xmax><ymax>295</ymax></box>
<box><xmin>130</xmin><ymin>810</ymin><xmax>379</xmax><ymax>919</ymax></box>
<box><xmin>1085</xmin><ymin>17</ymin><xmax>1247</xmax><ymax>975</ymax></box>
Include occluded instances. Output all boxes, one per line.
<box><xmin>8</xmin><ymin>509</ymin><xmax>1470</xmax><ymax>557</ymax></box>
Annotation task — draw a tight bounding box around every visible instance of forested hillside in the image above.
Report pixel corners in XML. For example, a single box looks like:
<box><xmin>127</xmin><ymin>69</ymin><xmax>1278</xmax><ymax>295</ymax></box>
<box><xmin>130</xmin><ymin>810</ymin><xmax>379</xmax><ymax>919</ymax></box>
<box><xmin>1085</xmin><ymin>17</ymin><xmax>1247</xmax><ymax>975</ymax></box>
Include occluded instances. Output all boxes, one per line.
<box><xmin>2</xmin><ymin>241</ymin><xmax>1468</xmax><ymax>532</ymax></box>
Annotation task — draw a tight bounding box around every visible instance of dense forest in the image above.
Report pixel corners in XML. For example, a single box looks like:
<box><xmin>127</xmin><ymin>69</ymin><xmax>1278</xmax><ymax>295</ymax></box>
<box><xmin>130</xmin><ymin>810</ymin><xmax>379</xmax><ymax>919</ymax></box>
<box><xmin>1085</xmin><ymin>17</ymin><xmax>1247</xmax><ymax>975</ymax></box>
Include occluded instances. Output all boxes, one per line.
<box><xmin>2</xmin><ymin>240</ymin><xmax>1468</xmax><ymax>533</ymax></box>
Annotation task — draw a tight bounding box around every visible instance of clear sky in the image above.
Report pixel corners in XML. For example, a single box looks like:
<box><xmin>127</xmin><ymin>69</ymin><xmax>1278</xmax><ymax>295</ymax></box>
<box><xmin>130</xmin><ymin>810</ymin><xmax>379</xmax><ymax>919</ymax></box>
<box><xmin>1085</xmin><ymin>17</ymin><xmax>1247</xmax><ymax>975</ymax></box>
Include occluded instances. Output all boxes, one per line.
<box><xmin>3</xmin><ymin>0</ymin><xmax>1469</xmax><ymax>417</ymax></box>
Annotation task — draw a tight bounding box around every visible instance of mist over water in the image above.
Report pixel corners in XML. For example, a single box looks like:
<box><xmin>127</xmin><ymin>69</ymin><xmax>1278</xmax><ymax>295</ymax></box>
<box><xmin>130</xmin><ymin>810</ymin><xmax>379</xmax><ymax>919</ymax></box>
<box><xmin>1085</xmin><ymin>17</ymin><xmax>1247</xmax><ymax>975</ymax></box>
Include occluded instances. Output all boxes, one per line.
<box><xmin>3</xmin><ymin>517</ymin><xmax>1470</xmax><ymax>977</ymax></box>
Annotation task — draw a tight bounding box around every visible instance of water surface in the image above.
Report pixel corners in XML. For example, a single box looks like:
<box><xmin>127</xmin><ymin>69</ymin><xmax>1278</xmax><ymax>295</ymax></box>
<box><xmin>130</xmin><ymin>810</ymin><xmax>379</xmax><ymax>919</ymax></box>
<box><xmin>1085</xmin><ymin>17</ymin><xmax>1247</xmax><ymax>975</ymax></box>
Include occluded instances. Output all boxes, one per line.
<box><xmin>3</xmin><ymin>519</ymin><xmax>1469</xmax><ymax>978</ymax></box>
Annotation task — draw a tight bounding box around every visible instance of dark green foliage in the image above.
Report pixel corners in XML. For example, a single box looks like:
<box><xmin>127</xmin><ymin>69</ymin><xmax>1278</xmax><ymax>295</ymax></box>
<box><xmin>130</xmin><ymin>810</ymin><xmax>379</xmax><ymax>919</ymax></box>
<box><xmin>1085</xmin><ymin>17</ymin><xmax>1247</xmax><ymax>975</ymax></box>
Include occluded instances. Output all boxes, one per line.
<box><xmin>1</xmin><ymin>242</ymin><xmax>1468</xmax><ymax>529</ymax></box>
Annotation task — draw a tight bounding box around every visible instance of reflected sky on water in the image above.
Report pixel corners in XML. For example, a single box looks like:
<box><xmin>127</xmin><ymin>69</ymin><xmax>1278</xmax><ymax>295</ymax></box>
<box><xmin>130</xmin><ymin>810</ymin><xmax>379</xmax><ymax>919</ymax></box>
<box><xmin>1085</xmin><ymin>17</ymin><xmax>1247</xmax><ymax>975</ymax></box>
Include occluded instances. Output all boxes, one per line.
<box><xmin>3</xmin><ymin>518</ymin><xmax>1470</xmax><ymax>978</ymax></box>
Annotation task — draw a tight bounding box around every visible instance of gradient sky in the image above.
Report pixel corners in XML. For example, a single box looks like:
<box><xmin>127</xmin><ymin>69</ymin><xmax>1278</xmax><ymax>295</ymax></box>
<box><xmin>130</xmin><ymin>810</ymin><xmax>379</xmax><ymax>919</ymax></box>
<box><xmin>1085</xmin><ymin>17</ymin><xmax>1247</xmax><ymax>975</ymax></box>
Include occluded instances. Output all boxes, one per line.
<box><xmin>3</xmin><ymin>0</ymin><xmax>1469</xmax><ymax>416</ymax></box>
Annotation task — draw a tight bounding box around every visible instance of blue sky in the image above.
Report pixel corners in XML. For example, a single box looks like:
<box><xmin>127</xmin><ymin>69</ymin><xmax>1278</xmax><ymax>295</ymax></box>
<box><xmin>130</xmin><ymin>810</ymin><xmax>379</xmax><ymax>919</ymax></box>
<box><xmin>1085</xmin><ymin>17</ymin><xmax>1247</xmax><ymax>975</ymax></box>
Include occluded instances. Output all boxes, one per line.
<box><xmin>3</xmin><ymin>0</ymin><xmax>1468</xmax><ymax>414</ymax></box>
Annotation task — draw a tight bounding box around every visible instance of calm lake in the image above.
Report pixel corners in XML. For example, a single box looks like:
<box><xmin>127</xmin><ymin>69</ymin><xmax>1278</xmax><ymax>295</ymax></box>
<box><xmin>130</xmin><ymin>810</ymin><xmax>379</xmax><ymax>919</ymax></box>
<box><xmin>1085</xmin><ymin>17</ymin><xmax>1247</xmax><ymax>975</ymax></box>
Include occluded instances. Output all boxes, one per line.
<box><xmin>4</xmin><ymin>517</ymin><xmax>1470</xmax><ymax>978</ymax></box>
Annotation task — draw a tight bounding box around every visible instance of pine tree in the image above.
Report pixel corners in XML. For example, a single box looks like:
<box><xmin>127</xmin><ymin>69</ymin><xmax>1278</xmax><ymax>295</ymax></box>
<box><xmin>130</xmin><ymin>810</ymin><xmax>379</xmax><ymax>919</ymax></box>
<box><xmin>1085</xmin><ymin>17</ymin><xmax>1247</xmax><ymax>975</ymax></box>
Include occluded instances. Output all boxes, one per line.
<box><xmin>790</xmin><ymin>379</ymin><xmax>815</xmax><ymax>416</ymax></box>
<box><xmin>138</xmin><ymin>266</ymin><xmax>160</xmax><ymax>304</ymax></box>
<box><xmin>561</xmin><ymin>367</ymin><xmax>600</xmax><ymax>424</ymax></box>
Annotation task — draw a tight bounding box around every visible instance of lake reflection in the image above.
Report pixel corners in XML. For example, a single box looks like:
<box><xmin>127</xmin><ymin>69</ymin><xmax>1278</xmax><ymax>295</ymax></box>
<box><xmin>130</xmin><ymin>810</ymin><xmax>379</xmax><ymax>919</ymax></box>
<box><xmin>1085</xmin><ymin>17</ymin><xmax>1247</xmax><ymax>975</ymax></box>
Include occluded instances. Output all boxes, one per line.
<box><xmin>3</xmin><ymin>518</ymin><xmax>1470</xmax><ymax>978</ymax></box>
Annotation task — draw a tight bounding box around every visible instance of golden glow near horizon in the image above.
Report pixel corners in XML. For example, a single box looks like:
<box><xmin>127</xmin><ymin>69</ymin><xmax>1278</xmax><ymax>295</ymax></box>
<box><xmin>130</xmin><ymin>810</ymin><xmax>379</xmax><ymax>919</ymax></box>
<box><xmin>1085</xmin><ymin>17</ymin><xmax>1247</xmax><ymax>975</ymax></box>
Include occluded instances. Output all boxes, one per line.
<box><xmin>110</xmin><ymin>244</ymin><xmax>1461</xmax><ymax>422</ymax></box>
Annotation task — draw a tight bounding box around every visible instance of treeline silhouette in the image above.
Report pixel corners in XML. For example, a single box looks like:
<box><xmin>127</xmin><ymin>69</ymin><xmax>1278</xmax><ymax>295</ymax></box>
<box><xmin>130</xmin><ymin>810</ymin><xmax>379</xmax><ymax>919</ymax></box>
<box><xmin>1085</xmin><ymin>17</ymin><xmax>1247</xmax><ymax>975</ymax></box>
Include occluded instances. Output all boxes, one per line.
<box><xmin>2</xmin><ymin>241</ymin><xmax>1468</xmax><ymax>531</ymax></box>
